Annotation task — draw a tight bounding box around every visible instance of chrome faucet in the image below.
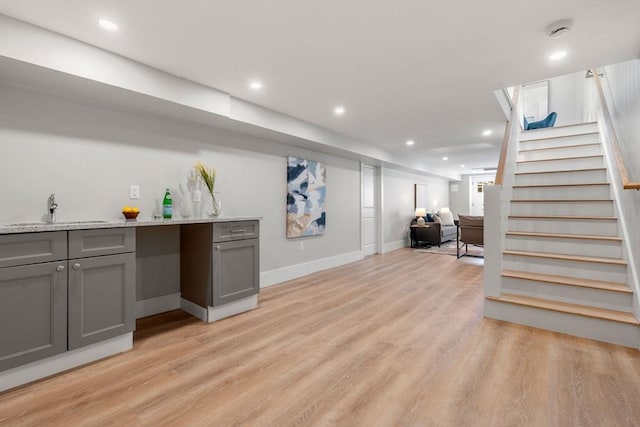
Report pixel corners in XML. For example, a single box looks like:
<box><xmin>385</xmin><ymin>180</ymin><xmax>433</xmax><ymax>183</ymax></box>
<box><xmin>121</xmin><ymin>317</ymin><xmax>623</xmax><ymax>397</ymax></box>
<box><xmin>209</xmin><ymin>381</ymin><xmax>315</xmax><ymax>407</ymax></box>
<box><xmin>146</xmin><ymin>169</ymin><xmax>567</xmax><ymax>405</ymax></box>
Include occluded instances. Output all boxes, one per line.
<box><xmin>47</xmin><ymin>193</ymin><xmax>58</xmax><ymax>223</ymax></box>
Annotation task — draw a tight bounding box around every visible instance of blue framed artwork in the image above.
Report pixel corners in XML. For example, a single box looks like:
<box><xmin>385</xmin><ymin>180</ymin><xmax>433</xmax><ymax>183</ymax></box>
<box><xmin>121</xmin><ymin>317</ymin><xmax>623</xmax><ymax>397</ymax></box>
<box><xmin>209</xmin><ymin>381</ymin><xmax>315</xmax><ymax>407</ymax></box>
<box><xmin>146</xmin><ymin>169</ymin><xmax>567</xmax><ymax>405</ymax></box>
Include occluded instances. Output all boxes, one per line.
<box><xmin>287</xmin><ymin>156</ymin><xmax>326</xmax><ymax>237</ymax></box>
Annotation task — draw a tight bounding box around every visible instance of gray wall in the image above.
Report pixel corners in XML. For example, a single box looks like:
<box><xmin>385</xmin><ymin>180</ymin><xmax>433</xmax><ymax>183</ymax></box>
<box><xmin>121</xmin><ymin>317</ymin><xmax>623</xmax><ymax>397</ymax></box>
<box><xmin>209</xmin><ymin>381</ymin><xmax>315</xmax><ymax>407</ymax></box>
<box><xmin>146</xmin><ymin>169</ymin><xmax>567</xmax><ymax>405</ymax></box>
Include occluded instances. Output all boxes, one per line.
<box><xmin>0</xmin><ymin>82</ymin><xmax>361</xmax><ymax>278</ymax></box>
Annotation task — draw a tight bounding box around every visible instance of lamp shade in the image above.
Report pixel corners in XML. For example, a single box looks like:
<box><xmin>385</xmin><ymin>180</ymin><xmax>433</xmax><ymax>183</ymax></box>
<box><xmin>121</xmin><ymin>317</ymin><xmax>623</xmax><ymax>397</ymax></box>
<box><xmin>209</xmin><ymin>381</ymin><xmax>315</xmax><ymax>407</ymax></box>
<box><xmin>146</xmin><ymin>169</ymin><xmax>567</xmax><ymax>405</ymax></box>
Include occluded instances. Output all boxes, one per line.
<box><xmin>415</xmin><ymin>208</ymin><xmax>427</xmax><ymax>217</ymax></box>
<box><xmin>440</xmin><ymin>207</ymin><xmax>450</xmax><ymax>213</ymax></box>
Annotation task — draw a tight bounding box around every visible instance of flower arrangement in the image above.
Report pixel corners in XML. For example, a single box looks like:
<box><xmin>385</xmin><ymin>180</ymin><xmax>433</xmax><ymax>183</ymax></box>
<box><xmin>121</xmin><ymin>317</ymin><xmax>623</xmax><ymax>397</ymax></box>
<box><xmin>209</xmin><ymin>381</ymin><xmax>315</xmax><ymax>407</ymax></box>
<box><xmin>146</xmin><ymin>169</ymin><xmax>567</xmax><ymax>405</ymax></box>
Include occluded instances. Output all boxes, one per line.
<box><xmin>194</xmin><ymin>161</ymin><xmax>216</xmax><ymax>196</ymax></box>
<box><xmin>194</xmin><ymin>161</ymin><xmax>220</xmax><ymax>216</ymax></box>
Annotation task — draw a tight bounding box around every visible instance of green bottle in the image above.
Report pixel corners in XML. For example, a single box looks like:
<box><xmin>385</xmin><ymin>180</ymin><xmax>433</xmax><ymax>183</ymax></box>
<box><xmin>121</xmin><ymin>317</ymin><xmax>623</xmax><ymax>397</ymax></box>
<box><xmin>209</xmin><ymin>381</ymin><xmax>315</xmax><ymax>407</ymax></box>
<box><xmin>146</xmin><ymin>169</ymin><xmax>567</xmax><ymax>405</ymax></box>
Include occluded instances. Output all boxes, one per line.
<box><xmin>162</xmin><ymin>188</ymin><xmax>173</xmax><ymax>219</ymax></box>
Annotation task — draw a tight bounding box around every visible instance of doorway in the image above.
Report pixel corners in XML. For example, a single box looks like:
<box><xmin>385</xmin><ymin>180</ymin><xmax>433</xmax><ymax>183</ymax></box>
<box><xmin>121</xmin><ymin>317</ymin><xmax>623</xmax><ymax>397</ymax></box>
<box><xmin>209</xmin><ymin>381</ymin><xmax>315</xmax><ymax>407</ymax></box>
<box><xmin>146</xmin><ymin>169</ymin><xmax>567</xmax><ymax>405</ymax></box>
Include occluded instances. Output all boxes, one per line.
<box><xmin>470</xmin><ymin>174</ymin><xmax>495</xmax><ymax>216</ymax></box>
<box><xmin>362</xmin><ymin>165</ymin><xmax>381</xmax><ymax>256</ymax></box>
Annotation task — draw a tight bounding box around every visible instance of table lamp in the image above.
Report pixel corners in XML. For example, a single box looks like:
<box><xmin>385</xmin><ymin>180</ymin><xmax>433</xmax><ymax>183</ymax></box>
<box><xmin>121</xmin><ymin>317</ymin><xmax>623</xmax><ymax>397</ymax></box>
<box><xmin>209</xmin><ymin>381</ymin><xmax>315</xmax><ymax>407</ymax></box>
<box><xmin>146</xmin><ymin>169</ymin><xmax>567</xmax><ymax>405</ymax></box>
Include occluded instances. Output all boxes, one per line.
<box><xmin>415</xmin><ymin>208</ymin><xmax>427</xmax><ymax>225</ymax></box>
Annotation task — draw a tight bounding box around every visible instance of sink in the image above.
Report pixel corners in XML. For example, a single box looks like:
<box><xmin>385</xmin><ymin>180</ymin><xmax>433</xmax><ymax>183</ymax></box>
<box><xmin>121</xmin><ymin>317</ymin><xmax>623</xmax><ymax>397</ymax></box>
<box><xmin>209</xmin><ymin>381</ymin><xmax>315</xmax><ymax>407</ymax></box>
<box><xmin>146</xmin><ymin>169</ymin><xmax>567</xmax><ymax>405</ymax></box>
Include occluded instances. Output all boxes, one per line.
<box><xmin>4</xmin><ymin>220</ymin><xmax>110</xmax><ymax>226</ymax></box>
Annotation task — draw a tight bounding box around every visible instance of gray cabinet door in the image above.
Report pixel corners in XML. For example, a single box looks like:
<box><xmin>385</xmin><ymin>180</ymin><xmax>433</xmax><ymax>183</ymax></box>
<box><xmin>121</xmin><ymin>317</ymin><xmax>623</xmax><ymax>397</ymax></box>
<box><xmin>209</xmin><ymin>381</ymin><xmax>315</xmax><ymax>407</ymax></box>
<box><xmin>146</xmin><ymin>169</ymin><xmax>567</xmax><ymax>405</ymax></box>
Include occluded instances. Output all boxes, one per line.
<box><xmin>68</xmin><ymin>253</ymin><xmax>135</xmax><ymax>350</ymax></box>
<box><xmin>0</xmin><ymin>261</ymin><xmax>67</xmax><ymax>371</ymax></box>
<box><xmin>68</xmin><ymin>228</ymin><xmax>135</xmax><ymax>259</ymax></box>
<box><xmin>212</xmin><ymin>238</ymin><xmax>259</xmax><ymax>306</ymax></box>
<box><xmin>0</xmin><ymin>232</ymin><xmax>67</xmax><ymax>268</ymax></box>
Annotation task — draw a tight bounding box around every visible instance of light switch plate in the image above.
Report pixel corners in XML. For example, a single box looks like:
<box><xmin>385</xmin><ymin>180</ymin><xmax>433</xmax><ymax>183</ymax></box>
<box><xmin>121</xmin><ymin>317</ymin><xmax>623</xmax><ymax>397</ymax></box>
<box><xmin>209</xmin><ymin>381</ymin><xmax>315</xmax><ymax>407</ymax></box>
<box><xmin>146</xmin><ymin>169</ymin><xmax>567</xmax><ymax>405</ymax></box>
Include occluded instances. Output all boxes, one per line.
<box><xmin>129</xmin><ymin>185</ymin><xmax>140</xmax><ymax>199</ymax></box>
<box><xmin>193</xmin><ymin>190</ymin><xmax>202</xmax><ymax>202</ymax></box>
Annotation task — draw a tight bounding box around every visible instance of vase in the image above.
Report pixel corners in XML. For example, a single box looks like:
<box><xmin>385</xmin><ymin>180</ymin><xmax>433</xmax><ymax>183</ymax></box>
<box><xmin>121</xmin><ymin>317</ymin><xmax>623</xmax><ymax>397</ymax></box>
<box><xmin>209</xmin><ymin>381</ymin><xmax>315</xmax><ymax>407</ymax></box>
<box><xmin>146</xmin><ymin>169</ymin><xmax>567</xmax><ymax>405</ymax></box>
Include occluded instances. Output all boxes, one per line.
<box><xmin>207</xmin><ymin>192</ymin><xmax>221</xmax><ymax>217</ymax></box>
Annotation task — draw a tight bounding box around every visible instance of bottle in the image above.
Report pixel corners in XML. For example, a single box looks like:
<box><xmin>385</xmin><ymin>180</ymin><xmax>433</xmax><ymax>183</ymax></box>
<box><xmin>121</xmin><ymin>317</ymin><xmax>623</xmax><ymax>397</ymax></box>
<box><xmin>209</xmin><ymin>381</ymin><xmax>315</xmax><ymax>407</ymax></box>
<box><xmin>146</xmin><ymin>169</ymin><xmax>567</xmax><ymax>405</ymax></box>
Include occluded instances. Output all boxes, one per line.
<box><xmin>162</xmin><ymin>188</ymin><xmax>173</xmax><ymax>219</ymax></box>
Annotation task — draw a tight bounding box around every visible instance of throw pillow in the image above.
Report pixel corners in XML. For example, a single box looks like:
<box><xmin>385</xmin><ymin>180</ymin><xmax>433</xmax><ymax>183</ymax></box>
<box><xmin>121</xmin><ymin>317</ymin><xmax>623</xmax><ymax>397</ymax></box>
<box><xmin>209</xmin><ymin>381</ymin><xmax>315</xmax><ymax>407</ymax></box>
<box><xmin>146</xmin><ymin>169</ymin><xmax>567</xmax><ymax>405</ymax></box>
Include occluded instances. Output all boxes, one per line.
<box><xmin>426</xmin><ymin>213</ymin><xmax>434</xmax><ymax>222</ymax></box>
<box><xmin>439</xmin><ymin>211</ymin><xmax>455</xmax><ymax>226</ymax></box>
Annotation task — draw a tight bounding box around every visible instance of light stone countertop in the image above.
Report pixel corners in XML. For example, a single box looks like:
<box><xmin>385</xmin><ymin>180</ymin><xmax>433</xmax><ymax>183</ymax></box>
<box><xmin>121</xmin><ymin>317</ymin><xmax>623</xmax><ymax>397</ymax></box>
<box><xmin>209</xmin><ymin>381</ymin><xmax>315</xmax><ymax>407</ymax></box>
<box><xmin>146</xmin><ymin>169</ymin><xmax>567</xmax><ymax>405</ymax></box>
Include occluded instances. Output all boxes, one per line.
<box><xmin>0</xmin><ymin>216</ymin><xmax>261</xmax><ymax>234</ymax></box>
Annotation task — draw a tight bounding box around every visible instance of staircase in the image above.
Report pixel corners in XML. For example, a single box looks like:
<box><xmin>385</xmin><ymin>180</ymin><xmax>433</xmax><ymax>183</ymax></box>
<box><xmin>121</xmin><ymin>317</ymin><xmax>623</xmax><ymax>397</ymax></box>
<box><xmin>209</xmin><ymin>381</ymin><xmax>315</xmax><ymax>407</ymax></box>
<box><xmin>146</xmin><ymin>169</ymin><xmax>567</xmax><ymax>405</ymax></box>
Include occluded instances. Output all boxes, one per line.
<box><xmin>485</xmin><ymin>122</ymin><xmax>640</xmax><ymax>348</ymax></box>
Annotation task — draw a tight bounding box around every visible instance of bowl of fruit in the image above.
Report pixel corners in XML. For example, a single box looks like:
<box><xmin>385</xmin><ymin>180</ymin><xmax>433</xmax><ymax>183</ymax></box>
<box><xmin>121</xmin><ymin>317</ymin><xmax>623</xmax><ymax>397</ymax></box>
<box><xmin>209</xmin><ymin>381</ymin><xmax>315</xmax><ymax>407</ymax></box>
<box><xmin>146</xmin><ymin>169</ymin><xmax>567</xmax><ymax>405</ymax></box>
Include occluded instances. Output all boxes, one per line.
<box><xmin>122</xmin><ymin>206</ymin><xmax>140</xmax><ymax>220</ymax></box>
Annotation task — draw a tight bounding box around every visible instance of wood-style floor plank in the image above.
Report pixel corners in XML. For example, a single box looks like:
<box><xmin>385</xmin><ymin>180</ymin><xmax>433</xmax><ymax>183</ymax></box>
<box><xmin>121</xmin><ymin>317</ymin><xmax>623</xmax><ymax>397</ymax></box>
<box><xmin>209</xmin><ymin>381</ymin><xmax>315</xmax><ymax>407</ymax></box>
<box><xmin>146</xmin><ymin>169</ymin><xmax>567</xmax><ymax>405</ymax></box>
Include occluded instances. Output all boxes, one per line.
<box><xmin>0</xmin><ymin>248</ymin><xmax>639</xmax><ymax>426</ymax></box>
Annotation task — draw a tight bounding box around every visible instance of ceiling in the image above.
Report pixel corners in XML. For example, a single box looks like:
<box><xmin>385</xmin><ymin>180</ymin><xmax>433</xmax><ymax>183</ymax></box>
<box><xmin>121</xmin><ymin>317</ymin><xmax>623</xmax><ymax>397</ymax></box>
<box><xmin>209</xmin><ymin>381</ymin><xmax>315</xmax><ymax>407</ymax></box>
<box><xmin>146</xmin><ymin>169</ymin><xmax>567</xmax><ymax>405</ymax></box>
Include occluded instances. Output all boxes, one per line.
<box><xmin>1</xmin><ymin>0</ymin><xmax>639</xmax><ymax>178</ymax></box>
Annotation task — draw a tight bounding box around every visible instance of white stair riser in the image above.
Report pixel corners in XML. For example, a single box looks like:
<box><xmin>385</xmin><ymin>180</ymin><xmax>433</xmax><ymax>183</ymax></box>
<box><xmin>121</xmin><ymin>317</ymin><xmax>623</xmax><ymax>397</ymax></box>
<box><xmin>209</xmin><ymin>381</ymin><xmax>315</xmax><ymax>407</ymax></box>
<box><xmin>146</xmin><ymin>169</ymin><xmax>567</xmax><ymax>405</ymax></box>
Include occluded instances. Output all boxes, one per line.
<box><xmin>505</xmin><ymin>235</ymin><xmax>622</xmax><ymax>259</ymax></box>
<box><xmin>519</xmin><ymin>133</ymin><xmax>600</xmax><ymax>150</ymax></box>
<box><xmin>515</xmin><ymin>169</ymin><xmax>607</xmax><ymax>186</ymax></box>
<box><xmin>510</xmin><ymin>201</ymin><xmax>614</xmax><ymax>216</ymax></box>
<box><xmin>501</xmin><ymin>277</ymin><xmax>633</xmax><ymax>313</ymax></box>
<box><xmin>512</xmin><ymin>185</ymin><xmax>610</xmax><ymax>200</ymax></box>
<box><xmin>520</xmin><ymin>123</ymin><xmax>598</xmax><ymax>140</ymax></box>
<box><xmin>517</xmin><ymin>144</ymin><xmax>602</xmax><ymax>162</ymax></box>
<box><xmin>516</xmin><ymin>156</ymin><xmax>604</xmax><ymax>173</ymax></box>
<box><xmin>502</xmin><ymin>255</ymin><xmax>627</xmax><ymax>283</ymax></box>
<box><xmin>484</xmin><ymin>299</ymin><xmax>639</xmax><ymax>348</ymax></box>
<box><xmin>508</xmin><ymin>218</ymin><xmax>618</xmax><ymax>236</ymax></box>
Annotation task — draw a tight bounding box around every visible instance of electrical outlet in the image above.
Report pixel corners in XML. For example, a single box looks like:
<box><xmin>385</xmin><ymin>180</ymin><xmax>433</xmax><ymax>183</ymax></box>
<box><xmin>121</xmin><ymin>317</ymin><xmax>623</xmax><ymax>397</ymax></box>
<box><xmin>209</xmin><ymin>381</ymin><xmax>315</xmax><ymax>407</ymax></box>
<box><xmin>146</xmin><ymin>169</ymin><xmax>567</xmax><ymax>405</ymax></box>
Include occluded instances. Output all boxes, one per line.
<box><xmin>129</xmin><ymin>185</ymin><xmax>140</xmax><ymax>199</ymax></box>
<box><xmin>193</xmin><ymin>190</ymin><xmax>202</xmax><ymax>202</ymax></box>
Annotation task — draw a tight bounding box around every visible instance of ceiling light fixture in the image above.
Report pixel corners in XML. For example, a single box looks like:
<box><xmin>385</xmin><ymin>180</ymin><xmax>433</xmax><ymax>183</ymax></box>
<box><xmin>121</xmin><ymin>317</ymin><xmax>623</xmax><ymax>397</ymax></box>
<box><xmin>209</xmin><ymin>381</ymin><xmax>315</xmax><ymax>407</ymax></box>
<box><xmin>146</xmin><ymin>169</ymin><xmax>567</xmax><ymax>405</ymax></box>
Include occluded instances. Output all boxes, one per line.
<box><xmin>406</xmin><ymin>140</ymin><xmax>415</xmax><ymax>146</ymax></box>
<box><xmin>442</xmin><ymin>157</ymin><xmax>448</xmax><ymax>161</ymax></box>
<box><xmin>549</xmin><ymin>50</ymin><xmax>567</xmax><ymax>61</ymax></box>
<box><xmin>546</xmin><ymin>19</ymin><xmax>573</xmax><ymax>39</ymax></box>
<box><xmin>482</xmin><ymin>129</ymin><xmax>492</xmax><ymax>136</ymax></box>
<box><xmin>249</xmin><ymin>81</ymin><xmax>263</xmax><ymax>90</ymax></box>
<box><xmin>460</xmin><ymin>165</ymin><xmax>465</xmax><ymax>168</ymax></box>
<box><xmin>98</xmin><ymin>18</ymin><xmax>118</xmax><ymax>31</ymax></box>
<box><xmin>334</xmin><ymin>106</ymin><xmax>346</xmax><ymax>116</ymax></box>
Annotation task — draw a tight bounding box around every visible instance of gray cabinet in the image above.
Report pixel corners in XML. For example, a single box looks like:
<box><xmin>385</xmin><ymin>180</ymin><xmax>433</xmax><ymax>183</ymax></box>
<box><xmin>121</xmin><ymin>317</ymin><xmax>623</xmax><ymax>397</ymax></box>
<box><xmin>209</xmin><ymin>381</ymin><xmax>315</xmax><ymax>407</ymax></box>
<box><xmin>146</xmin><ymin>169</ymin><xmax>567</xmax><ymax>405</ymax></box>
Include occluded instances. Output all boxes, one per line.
<box><xmin>68</xmin><ymin>253</ymin><xmax>135</xmax><ymax>350</ymax></box>
<box><xmin>181</xmin><ymin>221</ymin><xmax>260</xmax><ymax>310</ymax></box>
<box><xmin>0</xmin><ymin>257</ymin><xmax>68</xmax><ymax>371</ymax></box>
<box><xmin>212</xmin><ymin>238</ymin><xmax>259</xmax><ymax>306</ymax></box>
<box><xmin>68</xmin><ymin>229</ymin><xmax>136</xmax><ymax>350</ymax></box>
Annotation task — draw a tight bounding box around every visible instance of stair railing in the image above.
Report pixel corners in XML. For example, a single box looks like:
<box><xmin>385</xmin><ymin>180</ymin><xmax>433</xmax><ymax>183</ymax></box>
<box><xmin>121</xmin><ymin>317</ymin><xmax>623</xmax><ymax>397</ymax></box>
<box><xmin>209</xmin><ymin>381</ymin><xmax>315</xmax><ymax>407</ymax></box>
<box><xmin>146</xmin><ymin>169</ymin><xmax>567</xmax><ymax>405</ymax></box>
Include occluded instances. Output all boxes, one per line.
<box><xmin>592</xmin><ymin>69</ymin><xmax>640</xmax><ymax>190</ymax></box>
<box><xmin>495</xmin><ymin>85</ymin><xmax>521</xmax><ymax>185</ymax></box>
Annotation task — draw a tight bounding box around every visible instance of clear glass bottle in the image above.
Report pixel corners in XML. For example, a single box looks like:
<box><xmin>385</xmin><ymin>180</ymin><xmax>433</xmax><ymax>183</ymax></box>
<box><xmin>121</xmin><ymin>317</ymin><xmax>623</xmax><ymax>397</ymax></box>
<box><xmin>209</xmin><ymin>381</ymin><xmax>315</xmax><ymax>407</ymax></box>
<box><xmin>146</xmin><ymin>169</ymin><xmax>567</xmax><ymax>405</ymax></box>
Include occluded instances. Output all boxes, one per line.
<box><xmin>162</xmin><ymin>188</ymin><xmax>173</xmax><ymax>219</ymax></box>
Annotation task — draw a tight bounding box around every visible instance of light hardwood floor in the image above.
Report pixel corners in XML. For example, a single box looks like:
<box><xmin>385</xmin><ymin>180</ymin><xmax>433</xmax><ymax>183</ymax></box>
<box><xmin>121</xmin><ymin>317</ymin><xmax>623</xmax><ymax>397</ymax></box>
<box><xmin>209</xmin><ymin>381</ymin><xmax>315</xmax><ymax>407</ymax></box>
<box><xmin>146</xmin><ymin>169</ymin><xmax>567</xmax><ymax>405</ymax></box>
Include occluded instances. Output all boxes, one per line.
<box><xmin>1</xmin><ymin>249</ymin><xmax>639</xmax><ymax>426</ymax></box>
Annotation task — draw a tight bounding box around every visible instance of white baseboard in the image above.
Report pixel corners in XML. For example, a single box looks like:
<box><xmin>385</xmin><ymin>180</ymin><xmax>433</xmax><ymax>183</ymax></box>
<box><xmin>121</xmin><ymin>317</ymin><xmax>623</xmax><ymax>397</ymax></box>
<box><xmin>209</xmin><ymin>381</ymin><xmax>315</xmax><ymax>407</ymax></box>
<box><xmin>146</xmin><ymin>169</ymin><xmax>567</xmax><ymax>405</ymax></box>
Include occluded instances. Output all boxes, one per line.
<box><xmin>180</xmin><ymin>297</ymin><xmax>208</xmax><ymax>322</ymax></box>
<box><xmin>135</xmin><ymin>293</ymin><xmax>181</xmax><ymax>319</ymax></box>
<box><xmin>207</xmin><ymin>294</ymin><xmax>258</xmax><ymax>322</ymax></box>
<box><xmin>382</xmin><ymin>239</ymin><xmax>408</xmax><ymax>253</ymax></box>
<box><xmin>0</xmin><ymin>333</ymin><xmax>132</xmax><ymax>393</ymax></box>
<box><xmin>260</xmin><ymin>250</ymin><xmax>363</xmax><ymax>288</ymax></box>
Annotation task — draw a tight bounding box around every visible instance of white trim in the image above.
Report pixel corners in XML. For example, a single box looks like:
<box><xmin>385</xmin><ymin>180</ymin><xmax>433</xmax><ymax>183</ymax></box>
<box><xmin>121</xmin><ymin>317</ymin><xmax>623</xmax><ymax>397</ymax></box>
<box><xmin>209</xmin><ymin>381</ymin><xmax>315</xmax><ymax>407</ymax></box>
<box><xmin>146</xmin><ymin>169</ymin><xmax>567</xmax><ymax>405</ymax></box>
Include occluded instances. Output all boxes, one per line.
<box><xmin>207</xmin><ymin>294</ymin><xmax>258</xmax><ymax>323</ymax></box>
<box><xmin>260</xmin><ymin>250</ymin><xmax>364</xmax><ymax>287</ymax></box>
<box><xmin>0</xmin><ymin>333</ymin><xmax>132</xmax><ymax>393</ymax></box>
<box><xmin>135</xmin><ymin>293</ymin><xmax>181</xmax><ymax>319</ymax></box>
<box><xmin>382</xmin><ymin>239</ymin><xmax>408</xmax><ymax>253</ymax></box>
<box><xmin>180</xmin><ymin>297</ymin><xmax>208</xmax><ymax>322</ymax></box>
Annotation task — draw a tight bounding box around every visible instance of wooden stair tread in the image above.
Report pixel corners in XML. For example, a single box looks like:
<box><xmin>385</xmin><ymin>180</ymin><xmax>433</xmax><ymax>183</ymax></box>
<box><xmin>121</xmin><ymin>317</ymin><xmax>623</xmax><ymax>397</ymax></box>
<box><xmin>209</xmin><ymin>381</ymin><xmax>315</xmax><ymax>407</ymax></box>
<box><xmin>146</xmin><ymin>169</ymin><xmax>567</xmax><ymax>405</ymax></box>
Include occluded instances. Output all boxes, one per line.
<box><xmin>515</xmin><ymin>168</ymin><xmax>606</xmax><ymax>176</ymax></box>
<box><xmin>505</xmin><ymin>231</ymin><xmax>622</xmax><ymax>242</ymax></box>
<box><xmin>487</xmin><ymin>294</ymin><xmax>639</xmax><ymax>325</ymax></box>
<box><xmin>512</xmin><ymin>183</ymin><xmax>609</xmax><ymax>188</ymax></box>
<box><xmin>501</xmin><ymin>269</ymin><xmax>632</xmax><ymax>293</ymax></box>
<box><xmin>519</xmin><ymin>129</ymin><xmax>598</xmax><ymax>142</ymax></box>
<box><xmin>517</xmin><ymin>155</ymin><xmax>603</xmax><ymax>164</ymax></box>
<box><xmin>503</xmin><ymin>250</ymin><xmax>627</xmax><ymax>265</ymax></box>
<box><xmin>511</xmin><ymin>199</ymin><xmax>612</xmax><ymax>203</ymax></box>
<box><xmin>519</xmin><ymin>143</ymin><xmax>601</xmax><ymax>153</ymax></box>
<box><xmin>509</xmin><ymin>215</ymin><xmax>617</xmax><ymax>221</ymax></box>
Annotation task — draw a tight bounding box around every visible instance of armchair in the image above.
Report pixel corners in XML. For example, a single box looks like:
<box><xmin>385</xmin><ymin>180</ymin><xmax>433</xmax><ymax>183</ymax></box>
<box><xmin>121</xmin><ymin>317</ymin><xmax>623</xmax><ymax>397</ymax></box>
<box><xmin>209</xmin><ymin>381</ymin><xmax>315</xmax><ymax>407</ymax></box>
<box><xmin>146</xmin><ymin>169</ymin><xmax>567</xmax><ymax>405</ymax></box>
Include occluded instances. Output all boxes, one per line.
<box><xmin>456</xmin><ymin>215</ymin><xmax>484</xmax><ymax>258</ymax></box>
<box><xmin>524</xmin><ymin>112</ymin><xmax>557</xmax><ymax>130</ymax></box>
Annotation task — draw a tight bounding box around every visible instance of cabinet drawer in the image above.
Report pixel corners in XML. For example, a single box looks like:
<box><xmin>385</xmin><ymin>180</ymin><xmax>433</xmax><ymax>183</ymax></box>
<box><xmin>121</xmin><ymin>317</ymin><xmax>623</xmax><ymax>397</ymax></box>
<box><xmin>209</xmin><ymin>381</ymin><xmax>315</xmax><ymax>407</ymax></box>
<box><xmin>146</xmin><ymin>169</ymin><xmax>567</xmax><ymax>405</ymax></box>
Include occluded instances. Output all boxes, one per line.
<box><xmin>0</xmin><ymin>232</ymin><xmax>67</xmax><ymax>268</ymax></box>
<box><xmin>69</xmin><ymin>228</ymin><xmax>135</xmax><ymax>258</ymax></box>
<box><xmin>213</xmin><ymin>221</ymin><xmax>259</xmax><ymax>242</ymax></box>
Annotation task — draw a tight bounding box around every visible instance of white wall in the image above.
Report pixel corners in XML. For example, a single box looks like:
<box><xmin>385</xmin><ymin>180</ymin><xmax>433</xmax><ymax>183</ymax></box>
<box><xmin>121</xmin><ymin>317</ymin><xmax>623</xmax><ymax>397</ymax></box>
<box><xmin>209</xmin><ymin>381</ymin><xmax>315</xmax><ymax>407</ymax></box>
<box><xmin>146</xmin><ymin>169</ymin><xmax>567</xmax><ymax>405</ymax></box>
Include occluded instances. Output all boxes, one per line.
<box><xmin>547</xmin><ymin>71</ymin><xmax>598</xmax><ymax>127</ymax></box>
<box><xmin>381</xmin><ymin>168</ymin><xmax>449</xmax><ymax>251</ymax></box>
<box><xmin>0</xmin><ymin>82</ymin><xmax>362</xmax><ymax>276</ymax></box>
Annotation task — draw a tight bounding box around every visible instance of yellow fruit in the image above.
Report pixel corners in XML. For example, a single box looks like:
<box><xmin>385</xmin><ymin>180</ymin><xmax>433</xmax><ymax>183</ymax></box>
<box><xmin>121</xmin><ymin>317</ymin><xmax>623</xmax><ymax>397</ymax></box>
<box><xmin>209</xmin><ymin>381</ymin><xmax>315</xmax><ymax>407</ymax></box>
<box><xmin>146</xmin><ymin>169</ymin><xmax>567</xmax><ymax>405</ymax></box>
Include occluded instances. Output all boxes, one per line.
<box><xmin>122</xmin><ymin>206</ymin><xmax>133</xmax><ymax>213</ymax></box>
<box><xmin>132</xmin><ymin>207</ymin><xmax>140</xmax><ymax>213</ymax></box>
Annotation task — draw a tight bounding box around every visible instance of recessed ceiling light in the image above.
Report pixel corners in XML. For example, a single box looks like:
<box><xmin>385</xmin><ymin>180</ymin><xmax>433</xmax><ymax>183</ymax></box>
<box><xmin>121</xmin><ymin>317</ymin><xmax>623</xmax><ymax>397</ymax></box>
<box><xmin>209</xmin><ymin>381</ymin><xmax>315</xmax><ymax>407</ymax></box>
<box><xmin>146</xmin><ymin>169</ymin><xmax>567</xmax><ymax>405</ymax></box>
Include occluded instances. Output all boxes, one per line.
<box><xmin>549</xmin><ymin>50</ymin><xmax>567</xmax><ymax>61</ymax></box>
<box><xmin>482</xmin><ymin>129</ymin><xmax>492</xmax><ymax>136</ymax></box>
<box><xmin>442</xmin><ymin>157</ymin><xmax>448</xmax><ymax>161</ymax></box>
<box><xmin>98</xmin><ymin>18</ymin><xmax>118</xmax><ymax>31</ymax></box>
<box><xmin>334</xmin><ymin>106</ymin><xmax>346</xmax><ymax>116</ymax></box>
<box><xmin>249</xmin><ymin>81</ymin><xmax>263</xmax><ymax>90</ymax></box>
<box><xmin>460</xmin><ymin>165</ymin><xmax>465</xmax><ymax>168</ymax></box>
<box><xmin>406</xmin><ymin>140</ymin><xmax>415</xmax><ymax>146</ymax></box>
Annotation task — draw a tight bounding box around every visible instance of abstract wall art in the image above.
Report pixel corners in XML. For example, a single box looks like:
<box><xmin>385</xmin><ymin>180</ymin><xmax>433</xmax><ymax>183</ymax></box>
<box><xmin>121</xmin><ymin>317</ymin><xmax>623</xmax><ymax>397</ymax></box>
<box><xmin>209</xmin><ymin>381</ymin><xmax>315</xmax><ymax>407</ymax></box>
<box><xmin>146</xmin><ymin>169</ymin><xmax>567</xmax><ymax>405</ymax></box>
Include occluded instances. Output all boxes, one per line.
<box><xmin>287</xmin><ymin>156</ymin><xmax>326</xmax><ymax>238</ymax></box>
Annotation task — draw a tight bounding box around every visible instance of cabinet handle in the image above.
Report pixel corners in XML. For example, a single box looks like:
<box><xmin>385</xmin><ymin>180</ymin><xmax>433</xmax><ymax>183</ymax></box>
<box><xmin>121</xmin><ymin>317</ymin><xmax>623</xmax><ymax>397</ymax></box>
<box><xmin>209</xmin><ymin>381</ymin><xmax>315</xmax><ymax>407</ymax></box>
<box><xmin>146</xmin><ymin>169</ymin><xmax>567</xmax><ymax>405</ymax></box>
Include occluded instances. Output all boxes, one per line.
<box><xmin>215</xmin><ymin>245</ymin><xmax>221</xmax><ymax>250</ymax></box>
<box><xmin>73</xmin><ymin>263</ymin><xmax>81</xmax><ymax>270</ymax></box>
<box><xmin>56</xmin><ymin>265</ymin><xmax>65</xmax><ymax>272</ymax></box>
<box><xmin>229</xmin><ymin>229</ymin><xmax>247</xmax><ymax>233</ymax></box>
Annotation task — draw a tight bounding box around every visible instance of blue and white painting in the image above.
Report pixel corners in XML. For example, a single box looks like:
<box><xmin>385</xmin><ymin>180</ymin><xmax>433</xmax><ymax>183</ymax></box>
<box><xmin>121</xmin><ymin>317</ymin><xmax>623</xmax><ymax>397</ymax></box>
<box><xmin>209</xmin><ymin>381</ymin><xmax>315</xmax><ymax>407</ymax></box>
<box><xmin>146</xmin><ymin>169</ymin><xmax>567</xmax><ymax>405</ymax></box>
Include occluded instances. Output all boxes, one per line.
<box><xmin>287</xmin><ymin>156</ymin><xmax>326</xmax><ymax>238</ymax></box>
